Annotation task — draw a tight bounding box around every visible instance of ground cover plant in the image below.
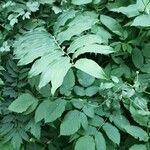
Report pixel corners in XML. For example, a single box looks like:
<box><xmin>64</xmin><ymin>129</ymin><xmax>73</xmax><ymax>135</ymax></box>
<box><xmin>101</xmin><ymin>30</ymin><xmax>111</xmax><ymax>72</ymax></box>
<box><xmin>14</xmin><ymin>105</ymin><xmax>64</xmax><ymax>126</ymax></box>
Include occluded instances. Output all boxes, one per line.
<box><xmin>0</xmin><ymin>0</ymin><xmax>150</xmax><ymax>149</ymax></box>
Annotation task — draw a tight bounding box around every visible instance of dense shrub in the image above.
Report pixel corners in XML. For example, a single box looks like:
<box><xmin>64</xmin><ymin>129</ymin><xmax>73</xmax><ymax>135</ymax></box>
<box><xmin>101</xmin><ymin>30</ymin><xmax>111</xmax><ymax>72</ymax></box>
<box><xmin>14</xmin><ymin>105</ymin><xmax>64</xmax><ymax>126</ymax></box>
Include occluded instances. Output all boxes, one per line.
<box><xmin>0</xmin><ymin>0</ymin><xmax>150</xmax><ymax>149</ymax></box>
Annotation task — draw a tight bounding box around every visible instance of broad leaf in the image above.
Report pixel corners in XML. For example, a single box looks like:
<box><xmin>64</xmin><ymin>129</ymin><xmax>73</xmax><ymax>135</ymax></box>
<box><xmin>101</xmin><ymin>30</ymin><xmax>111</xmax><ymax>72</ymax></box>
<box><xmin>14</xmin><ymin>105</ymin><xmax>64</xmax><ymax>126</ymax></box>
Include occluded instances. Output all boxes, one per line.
<box><xmin>100</xmin><ymin>15</ymin><xmax>124</xmax><ymax>36</ymax></box>
<box><xmin>39</xmin><ymin>56</ymin><xmax>71</xmax><ymax>94</ymax></box>
<box><xmin>124</xmin><ymin>125</ymin><xmax>149</xmax><ymax>141</ymax></box>
<box><xmin>60</xmin><ymin>69</ymin><xmax>75</xmax><ymax>96</ymax></box>
<box><xmin>111</xmin><ymin>4</ymin><xmax>139</xmax><ymax>18</ymax></box>
<box><xmin>35</xmin><ymin>99</ymin><xmax>67</xmax><ymax>123</ymax></box>
<box><xmin>73</xmin><ymin>44</ymin><xmax>114</xmax><ymax>59</ymax></box>
<box><xmin>85</xmin><ymin>86</ymin><xmax>99</xmax><ymax>96</ymax></box>
<box><xmin>95</xmin><ymin>132</ymin><xmax>106</xmax><ymax>150</ymax></box>
<box><xmin>102</xmin><ymin>123</ymin><xmax>120</xmax><ymax>145</ymax></box>
<box><xmin>67</xmin><ymin>34</ymin><xmax>103</xmax><ymax>54</ymax></box>
<box><xmin>132</xmin><ymin>15</ymin><xmax>150</xmax><ymax>27</ymax></box>
<box><xmin>132</xmin><ymin>48</ymin><xmax>144</xmax><ymax>69</ymax></box>
<box><xmin>75</xmin><ymin>135</ymin><xmax>95</xmax><ymax>150</ymax></box>
<box><xmin>60</xmin><ymin>110</ymin><xmax>81</xmax><ymax>135</ymax></box>
<box><xmin>77</xmin><ymin>70</ymin><xmax>95</xmax><ymax>87</ymax></box>
<box><xmin>74</xmin><ymin>58</ymin><xmax>107</xmax><ymax>79</ymax></box>
<box><xmin>8</xmin><ymin>93</ymin><xmax>38</xmax><ymax>113</ymax></box>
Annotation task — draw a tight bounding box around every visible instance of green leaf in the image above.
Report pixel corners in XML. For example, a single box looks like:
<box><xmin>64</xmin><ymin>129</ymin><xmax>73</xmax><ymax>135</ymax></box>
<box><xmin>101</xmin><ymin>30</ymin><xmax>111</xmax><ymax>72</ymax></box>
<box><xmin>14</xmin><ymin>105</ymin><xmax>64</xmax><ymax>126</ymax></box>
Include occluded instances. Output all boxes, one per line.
<box><xmin>35</xmin><ymin>99</ymin><xmax>67</xmax><ymax>123</ymax></box>
<box><xmin>26</xmin><ymin>119</ymin><xmax>41</xmax><ymax>139</ymax></box>
<box><xmin>83</xmin><ymin>105</ymin><xmax>95</xmax><ymax>118</ymax></box>
<box><xmin>13</xmin><ymin>28</ymin><xmax>58</xmax><ymax>65</ymax></box>
<box><xmin>143</xmin><ymin>44</ymin><xmax>150</xmax><ymax>59</ymax></box>
<box><xmin>74</xmin><ymin>58</ymin><xmax>107</xmax><ymax>79</ymax></box>
<box><xmin>35</xmin><ymin>100</ymin><xmax>50</xmax><ymax>122</ymax></box>
<box><xmin>89</xmin><ymin>115</ymin><xmax>104</xmax><ymax>127</ymax></box>
<box><xmin>124</xmin><ymin>125</ymin><xmax>149</xmax><ymax>141</ymax></box>
<box><xmin>130</xmin><ymin>106</ymin><xmax>150</xmax><ymax>128</ymax></box>
<box><xmin>0</xmin><ymin>78</ymin><xmax>4</xmax><ymax>85</ymax></box>
<box><xmin>111</xmin><ymin>4</ymin><xmax>139</xmax><ymax>18</ymax></box>
<box><xmin>8</xmin><ymin>93</ymin><xmax>38</xmax><ymax>113</ymax></box>
<box><xmin>73</xmin><ymin>44</ymin><xmax>114</xmax><ymax>59</ymax></box>
<box><xmin>140</xmin><ymin>63</ymin><xmax>150</xmax><ymax>73</ymax></box>
<box><xmin>75</xmin><ymin>135</ymin><xmax>95</xmax><ymax>150</ymax></box>
<box><xmin>0</xmin><ymin>41</ymin><xmax>10</xmax><ymax>52</ymax></box>
<box><xmin>67</xmin><ymin>34</ymin><xmax>103</xmax><ymax>54</ymax></box>
<box><xmin>71</xmin><ymin>0</ymin><xmax>92</xmax><ymax>5</ymax></box>
<box><xmin>102</xmin><ymin>123</ymin><xmax>120</xmax><ymax>145</ymax></box>
<box><xmin>54</xmin><ymin>10</ymin><xmax>77</xmax><ymax>33</ymax></box>
<box><xmin>37</xmin><ymin>0</ymin><xmax>55</xmax><ymax>4</ymax></box>
<box><xmin>74</xmin><ymin>86</ymin><xmax>86</xmax><ymax>96</ymax></box>
<box><xmin>26</xmin><ymin>2</ymin><xmax>39</xmax><ymax>12</ymax></box>
<box><xmin>45</xmin><ymin>99</ymin><xmax>67</xmax><ymax>123</ymax></box>
<box><xmin>95</xmin><ymin>132</ymin><xmax>106</xmax><ymax>150</ymax></box>
<box><xmin>29</xmin><ymin>51</ymin><xmax>63</xmax><ymax>77</ymax></box>
<box><xmin>85</xmin><ymin>86</ymin><xmax>99</xmax><ymax>96</ymax></box>
<box><xmin>39</xmin><ymin>56</ymin><xmax>71</xmax><ymax>94</ymax></box>
<box><xmin>71</xmin><ymin>99</ymin><xmax>84</xmax><ymax>109</ymax></box>
<box><xmin>60</xmin><ymin>69</ymin><xmax>75</xmax><ymax>96</ymax></box>
<box><xmin>56</xmin><ymin>12</ymin><xmax>98</xmax><ymax>43</ymax></box>
<box><xmin>79</xmin><ymin>112</ymin><xmax>88</xmax><ymax>130</ymax></box>
<box><xmin>132</xmin><ymin>15</ymin><xmax>150</xmax><ymax>27</ymax></box>
<box><xmin>100</xmin><ymin>15</ymin><xmax>124</xmax><ymax>36</ymax></box>
<box><xmin>60</xmin><ymin>110</ymin><xmax>81</xmax><ymax>135</ymax></box>
<box><xmin>14</xmin><ymin>29</ymin><xmax>72</xmax><ymax>94</ymax></box>
<box><xmin>136</xmin><ymin>0</ymin><xmax>150</xmax><ymax>14</ymax></box>
<box><xmin>91</xmin><ymin>26</ymin><xmax>112</xmax><ymax>44</ymax></box>
<box><xmin>132</xmin><ymin>48</ymin><xmax>144</xmax><ymax>69</ymax></box>
<box><xmin>77</xmin><ymin>70</ymin><xmax>95</xmax><ymax>87</ymax></box>
<box><xmin>111</xmin><ymin>114</ymin><xmax>130</xmax><ymax>129</ymax></box>
<box><xmin>129</xmin><ymin>144</ymin><xmax>147</xmax><ymax>150</ymax></box>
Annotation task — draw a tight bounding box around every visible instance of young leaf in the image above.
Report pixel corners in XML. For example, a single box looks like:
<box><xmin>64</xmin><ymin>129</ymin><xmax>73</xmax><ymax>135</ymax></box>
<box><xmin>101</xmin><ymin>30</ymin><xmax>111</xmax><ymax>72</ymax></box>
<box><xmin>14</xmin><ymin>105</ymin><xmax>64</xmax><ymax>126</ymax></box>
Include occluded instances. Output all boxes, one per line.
<box><xmin>75</xmin><ymin>135</ymin><xmax>95</xmax><ymax>150</ymax></box>
<box><xmin>8</xmin><ymin>93</ymin><xmax>38</xmax><ymax>113</ymax></box>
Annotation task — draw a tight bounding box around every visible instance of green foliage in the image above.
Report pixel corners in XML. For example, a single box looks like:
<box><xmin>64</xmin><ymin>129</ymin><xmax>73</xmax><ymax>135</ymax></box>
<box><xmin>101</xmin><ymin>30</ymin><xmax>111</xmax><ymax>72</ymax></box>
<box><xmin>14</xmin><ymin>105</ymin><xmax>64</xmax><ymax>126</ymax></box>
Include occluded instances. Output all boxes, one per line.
<box><xmin>0</xmin><ymin>0</ymin><xmax>150</xmax><ymax>149</ymax></box>
<box><xmin>75</xmin><ymin>135</ymin><xmax>95</xmax><ymax>150</ymax></box>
